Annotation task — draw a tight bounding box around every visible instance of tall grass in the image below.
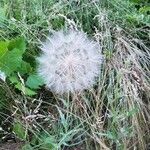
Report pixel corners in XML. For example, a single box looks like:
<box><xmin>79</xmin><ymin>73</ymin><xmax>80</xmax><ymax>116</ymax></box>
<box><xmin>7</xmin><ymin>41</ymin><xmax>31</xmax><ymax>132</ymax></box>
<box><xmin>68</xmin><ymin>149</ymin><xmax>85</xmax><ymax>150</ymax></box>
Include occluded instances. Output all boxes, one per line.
<box><xmin>0</xmin><ymin>0</ymin><xmax>149</xmax><ymax>149</ymax></box>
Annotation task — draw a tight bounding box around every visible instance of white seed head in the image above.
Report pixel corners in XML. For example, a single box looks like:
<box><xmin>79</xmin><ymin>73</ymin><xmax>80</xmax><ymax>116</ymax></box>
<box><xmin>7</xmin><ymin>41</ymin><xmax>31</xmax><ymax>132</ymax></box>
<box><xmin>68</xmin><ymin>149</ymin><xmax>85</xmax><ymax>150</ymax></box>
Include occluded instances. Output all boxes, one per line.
<box><xmin>37</xmin><ymin>30</ymin><xmax>103</xmax><ymax>93</ymax></box>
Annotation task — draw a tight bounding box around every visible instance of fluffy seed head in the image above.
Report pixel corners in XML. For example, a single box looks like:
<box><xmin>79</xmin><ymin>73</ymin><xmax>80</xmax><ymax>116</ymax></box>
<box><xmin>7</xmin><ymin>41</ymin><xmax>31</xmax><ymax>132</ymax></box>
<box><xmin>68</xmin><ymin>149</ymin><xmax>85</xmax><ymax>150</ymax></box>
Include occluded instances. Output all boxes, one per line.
<box><xmin>37</xmin><ymin>30</ymin><xmax>103</xmax><ymax>93</ymax></box>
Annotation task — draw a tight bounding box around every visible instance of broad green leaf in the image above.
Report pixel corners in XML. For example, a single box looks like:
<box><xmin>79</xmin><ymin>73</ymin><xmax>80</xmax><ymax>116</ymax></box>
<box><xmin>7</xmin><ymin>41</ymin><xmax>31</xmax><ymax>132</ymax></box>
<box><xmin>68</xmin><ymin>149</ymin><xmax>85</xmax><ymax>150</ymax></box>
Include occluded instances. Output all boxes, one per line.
<box><xmin>19</xmin><ymin>61</ymin><xmax>32</xmax><ymax>74</ymax></box>
<box><xmin>8</xmin><ymin>37</ymin><xmax>26</xmax><ymax>54</ymax></box>
<box><xmin>13</xmin><ymin>122</ymin><xmax>26</xmax><ymax>140</ymax></box>
<box><xmin>0</xmin><ymin>41</ymin><xmax>8</xmax><ymax>59</ymax></box>
<box><xmin>15</xmin><ymin>83</ymin><xmax>37</xmax><ymax>96</ymax></box>
<box><xmin>9</xmin><ymin>75</ymin><xmax>19</xmax><ymax>84</ymax></box>
<box><xmin>9</xmin><ymin>75</ymin><xmax>37</xmax><ymax>96</ymax></box>
<box><xmin>0</xmin><ymin>38</ymin><xmax>26</xmax><ymax>75</ymax></box>
<box><xmin>0</xmin><ymin>48</ymin><xmax>23</xmax><ymax>75</ymax></box>
<box><xmin>24</xmin><ymin>87</ymin><xmax>37</xmax><ymax>96</ymax></box>
<box><xmin>0</xmin><ymin>38</ymin><xmax>37</xmax><ymax>96</ymax></box>
<box><xmin>26</xmin><ymin>74</ymin><xmax>44</xmax><ymax>89</ymax></box>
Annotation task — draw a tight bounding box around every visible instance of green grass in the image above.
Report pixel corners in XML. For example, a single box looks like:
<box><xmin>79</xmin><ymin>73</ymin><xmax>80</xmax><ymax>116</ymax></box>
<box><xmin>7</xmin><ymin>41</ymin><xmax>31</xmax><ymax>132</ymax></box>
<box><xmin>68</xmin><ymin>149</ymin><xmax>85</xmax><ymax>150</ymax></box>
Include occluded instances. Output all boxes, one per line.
<box><xmin>0</xmin><ymin>0</ymin><xmax>150</xmax><ymax>149</ymax></box>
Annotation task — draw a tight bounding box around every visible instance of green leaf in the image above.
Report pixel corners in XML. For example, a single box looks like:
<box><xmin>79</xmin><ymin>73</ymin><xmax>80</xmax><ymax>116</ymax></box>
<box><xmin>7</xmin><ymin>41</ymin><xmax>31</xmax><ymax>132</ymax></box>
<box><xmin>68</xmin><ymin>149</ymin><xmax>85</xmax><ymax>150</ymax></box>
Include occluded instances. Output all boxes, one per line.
<box><xmin>0</xmin><ymin>37</ymin><xmax>37</xmax><ymax>96</ymax></box>
<box><xmin>13</xmin><ymin>122</ymin><xmax>26</xmax><ymax>140</ymax></box>
<box><xmin>0</xmin><ymin>48</ymin><xmax>23</xmax><ymax>75</ymax></box>
<box><xmin>19</xmin><ymin>61</ymin><xmax>32</xmax><ymax>74</ymax></box>
<box><xmin>26</xmin><ymin>74</ymin><xmax>44</xmax><ymax>89</ymax></box>
<box><xmin>15</xmin><ymin>83</ymin><xmax>37</xmax><ymax>96</ymax></box>
<box><xmin>9</xmin><ymin>75</ymin><xmax>19</xmax><ymax>84</ymax></box>
<box><xmin>8</xmin><ymin>37</ymin><xmax>26</xmax><ymax>54</ymax></box>
<box><xmin>0</xmin><ymin>41</ymin><xmax>9</xmax><ymax>59</ymax></box>
<box><xmin>0</xmin><ymin>38</ymin><xmax>26</xmax><ymax>76</ymax></box>
<box><xmin>9</xmin><ymin>75</ymin><xmax>37</xmax><ymax>96</ymax></box>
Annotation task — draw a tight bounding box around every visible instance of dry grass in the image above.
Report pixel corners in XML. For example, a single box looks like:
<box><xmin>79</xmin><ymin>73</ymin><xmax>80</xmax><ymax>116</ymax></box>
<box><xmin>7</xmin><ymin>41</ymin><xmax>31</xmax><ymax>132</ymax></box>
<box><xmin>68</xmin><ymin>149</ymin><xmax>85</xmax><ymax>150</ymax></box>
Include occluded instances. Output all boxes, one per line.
<box><xmin>0</xmin><ymin>0</ymin><xmax>149</xmax><ymax>149</ymax></box>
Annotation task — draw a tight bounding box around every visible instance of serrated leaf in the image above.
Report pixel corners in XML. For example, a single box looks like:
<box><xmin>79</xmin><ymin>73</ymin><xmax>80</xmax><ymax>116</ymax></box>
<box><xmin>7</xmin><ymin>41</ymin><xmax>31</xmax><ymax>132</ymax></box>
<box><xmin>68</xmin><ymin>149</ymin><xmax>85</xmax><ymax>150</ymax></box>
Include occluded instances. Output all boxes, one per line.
<box><xmin>26</xmin><ymin>74</ymin><xmax>44</xmax><ymax>89</ymax></box>
<box><xmin>0</xmin><ymin>37</ymin><xmax>27</xmax><ymax>76</ymax></box>
<box><xmin>24</xmin><ymin>87</ymin><xmax>37</xmax><ymax>96</ymax></box>
<box><xmin>0</xmin><ymin>48</ymin><xmax>23</xmax><ymax>75</ymax></box>
<box><xmin>8</xmin><ymin>37</ymin><xmax>26</xmax><ymax>54</ymax></box>
<box><xmin>9</xmin><ymin>75</ymin><xmax>37</xmax><ymax>96</ymax></box>
<box><xmin>15</xmin><ymin>83</ymin><xmax>37</xmax><ymax>96</ymax></box>
<box><xmin>0</xmin><ymin>41</ymin><xmax>9</xmax><ymax>59</ymax></box>
<box><xmin>19</xmin><ymin>61</ymin><xmax>32</xmax><ymax>74</ymax></box>
<box><xmin>9</xmin><ymin>75</ymin><xmax>19</xmax><ymax>84</ymax></box>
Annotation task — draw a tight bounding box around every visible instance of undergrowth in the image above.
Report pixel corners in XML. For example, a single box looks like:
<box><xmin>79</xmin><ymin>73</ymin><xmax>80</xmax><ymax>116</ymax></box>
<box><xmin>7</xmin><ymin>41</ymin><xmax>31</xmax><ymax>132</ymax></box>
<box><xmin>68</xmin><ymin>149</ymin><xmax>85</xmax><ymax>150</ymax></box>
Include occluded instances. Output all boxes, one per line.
<box><xmin>0</xmin><ymin>0</ymin><xmax>149</xmax><ymax>149</ymax></box>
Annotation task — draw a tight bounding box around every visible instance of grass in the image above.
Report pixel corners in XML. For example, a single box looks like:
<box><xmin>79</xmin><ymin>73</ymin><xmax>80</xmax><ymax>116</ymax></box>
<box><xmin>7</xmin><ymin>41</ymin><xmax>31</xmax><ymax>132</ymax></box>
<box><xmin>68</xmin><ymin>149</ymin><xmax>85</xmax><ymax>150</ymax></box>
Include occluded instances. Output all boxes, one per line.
<box><xmin>0</xmin><ymin>0</ymin><xmax>150</xmax><ymax>149</ymax></box>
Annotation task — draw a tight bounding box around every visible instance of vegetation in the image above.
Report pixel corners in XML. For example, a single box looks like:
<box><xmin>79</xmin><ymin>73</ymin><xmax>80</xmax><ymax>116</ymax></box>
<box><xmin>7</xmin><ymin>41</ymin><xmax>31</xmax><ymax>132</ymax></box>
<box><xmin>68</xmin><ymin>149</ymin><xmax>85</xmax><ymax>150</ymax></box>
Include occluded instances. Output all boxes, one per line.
<box><xmin>0</xmin><ymin>0</ymin><xmax>149</xmax><ymax>149</ymax></box>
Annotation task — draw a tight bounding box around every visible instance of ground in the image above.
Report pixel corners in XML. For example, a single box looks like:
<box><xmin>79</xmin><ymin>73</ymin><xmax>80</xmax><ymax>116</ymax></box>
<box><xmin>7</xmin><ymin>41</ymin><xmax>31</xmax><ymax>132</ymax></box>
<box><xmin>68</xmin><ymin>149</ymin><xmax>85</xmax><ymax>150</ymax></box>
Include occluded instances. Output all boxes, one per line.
<box><xmin>0</xmin><ymin>142</ymin><xmax>24</xmax><ymax>150</ymax></box>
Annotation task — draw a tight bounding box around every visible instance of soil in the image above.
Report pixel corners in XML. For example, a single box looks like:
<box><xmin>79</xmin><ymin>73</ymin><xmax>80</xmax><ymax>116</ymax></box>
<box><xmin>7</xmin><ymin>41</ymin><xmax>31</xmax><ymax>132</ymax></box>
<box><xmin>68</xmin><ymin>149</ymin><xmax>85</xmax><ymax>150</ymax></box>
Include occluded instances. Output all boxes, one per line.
<box><xmin>0</xmin><ymin>142</ymin><xmax>24</xmax><ymax>150</ymax></box>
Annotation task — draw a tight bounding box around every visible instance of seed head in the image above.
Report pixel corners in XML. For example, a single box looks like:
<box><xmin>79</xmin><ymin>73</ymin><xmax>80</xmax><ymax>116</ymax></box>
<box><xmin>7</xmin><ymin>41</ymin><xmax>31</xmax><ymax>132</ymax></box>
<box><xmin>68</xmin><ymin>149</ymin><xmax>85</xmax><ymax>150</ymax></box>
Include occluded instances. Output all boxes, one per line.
<box><xmin>37</xmin><ymin>30</ymin><xmax>103</xmax><ymax>93</ymax></box>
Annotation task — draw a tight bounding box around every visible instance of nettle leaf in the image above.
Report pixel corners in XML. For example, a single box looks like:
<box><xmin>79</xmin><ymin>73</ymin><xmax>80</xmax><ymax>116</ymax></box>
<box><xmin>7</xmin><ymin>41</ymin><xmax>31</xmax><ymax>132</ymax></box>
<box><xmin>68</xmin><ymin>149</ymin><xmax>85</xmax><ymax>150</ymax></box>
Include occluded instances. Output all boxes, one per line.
<box><xmin>0</xmin><ymin>41</ymin><xmax>9</xmax><ymax>58</ymax></box>
<box><xmin>9</xmin><ymin>75</ymin><xmax>37</xmax><ymax>96</ymax></box>
<box><xmin>0</xmin><ymin>37</ymin><xmax>41</xmax><ymax>96</ymax></box>
<box><xmin>8</xmin><ymin>37</ymin><xmax>26</xmax><ymax>54</ymax></box>
<box><xmin>9</xmin><ymin>75</ymin><xmax>19</xmax><ymax>84</ymax></box>
<box><xmin>19</xmin><ymin>61</ymin><xmax>33</xmax><ymax>75</ymax></box>
<box><xmin>0</xmin><ymin>37</ymin><xmax>26</xmax><ymax>76</ymax></box>
<box><xmin>0</xmin><ymin>48</ymin><xmax>23</xmax><ymax>75</ymax></box>
<box><xmin>15</xmin><ymin>83</ymin><xmax>37</xmax><ymax>96</ymax></box>
<box><xmin>26</xmin><ymin>74</ymin><xmax>44</xmax><ymax>89</ymax></box>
